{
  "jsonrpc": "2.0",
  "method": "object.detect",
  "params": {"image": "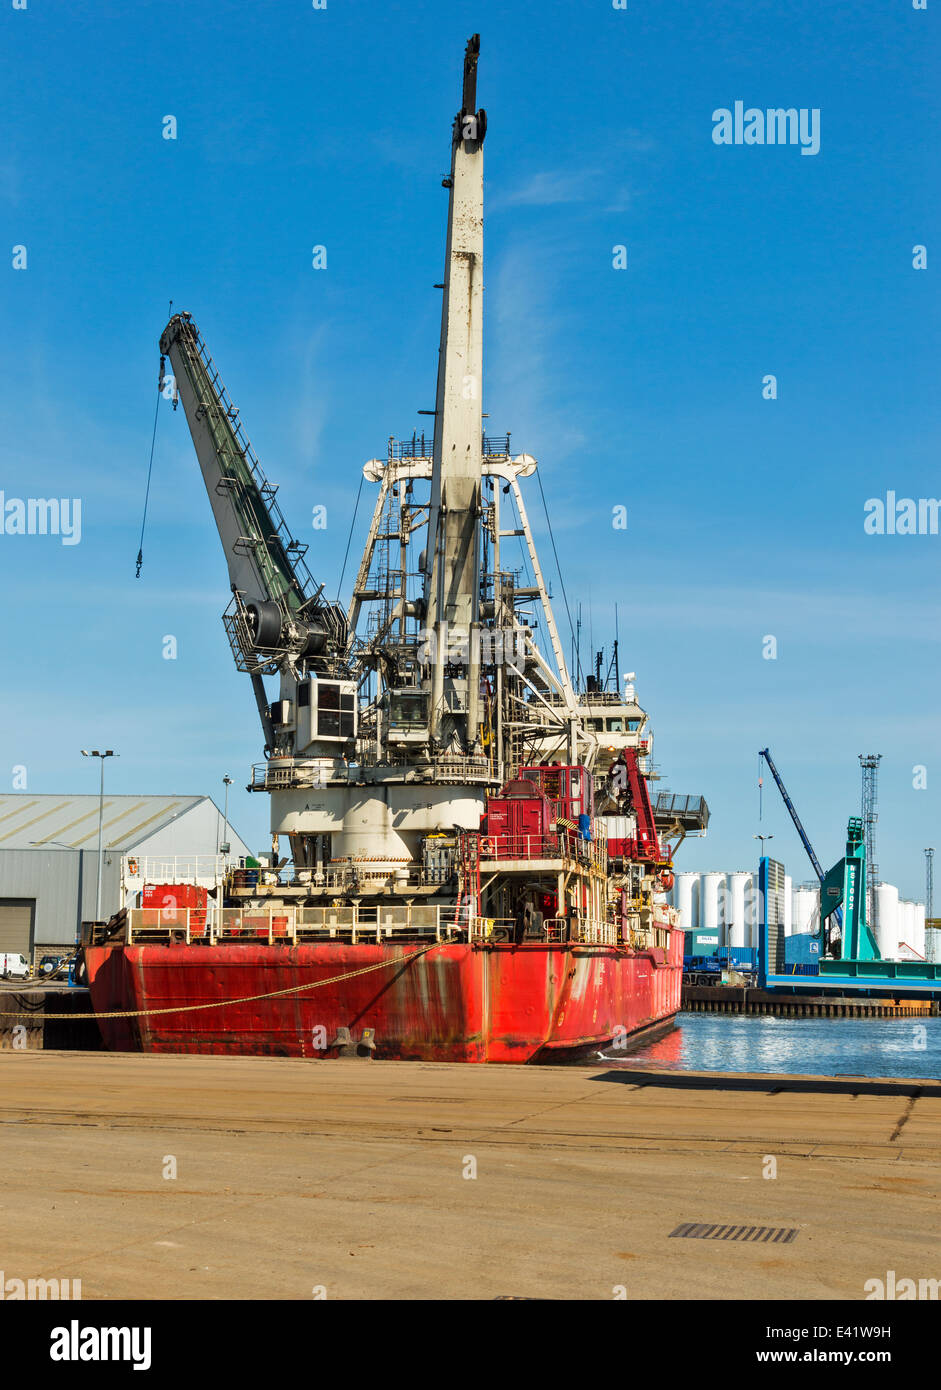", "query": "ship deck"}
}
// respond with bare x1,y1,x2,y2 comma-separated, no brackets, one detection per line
1,1049,938,1301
